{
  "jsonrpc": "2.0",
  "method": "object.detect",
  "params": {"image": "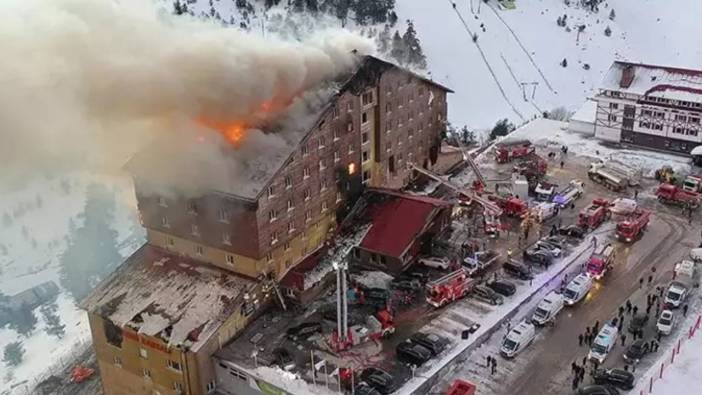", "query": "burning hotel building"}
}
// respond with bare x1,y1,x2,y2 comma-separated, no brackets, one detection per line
82,55,451,395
